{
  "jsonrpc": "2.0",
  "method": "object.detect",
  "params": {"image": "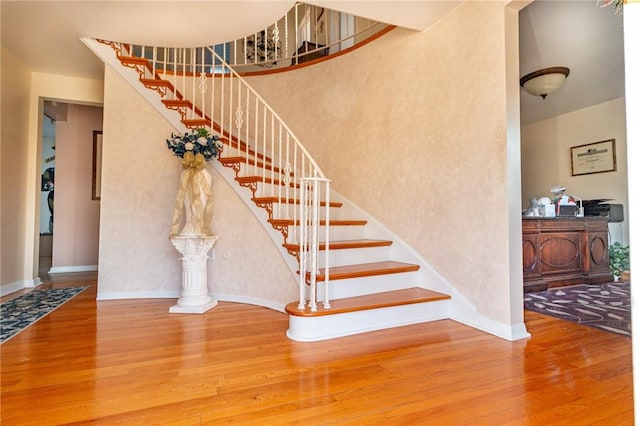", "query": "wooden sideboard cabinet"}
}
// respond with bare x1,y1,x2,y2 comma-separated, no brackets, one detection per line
522,217,613,293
